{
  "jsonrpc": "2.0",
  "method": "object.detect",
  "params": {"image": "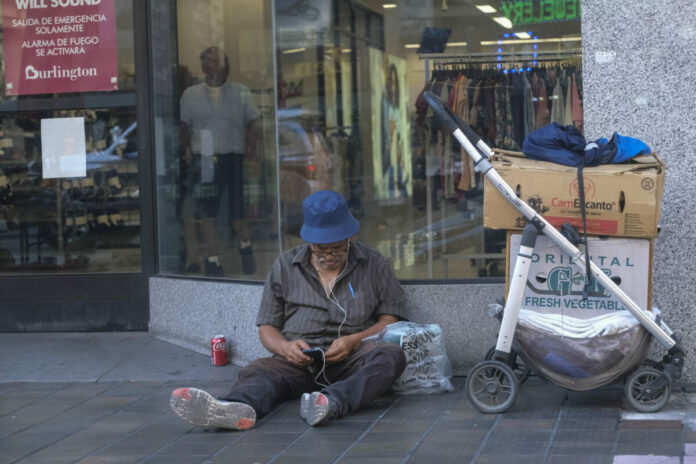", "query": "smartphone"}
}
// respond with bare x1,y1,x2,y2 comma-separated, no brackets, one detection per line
302,347,324,363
